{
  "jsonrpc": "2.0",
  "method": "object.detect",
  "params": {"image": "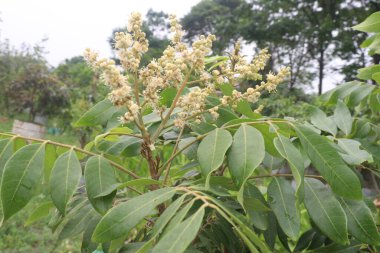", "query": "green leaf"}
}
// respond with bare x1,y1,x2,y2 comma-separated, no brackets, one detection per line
92,187,177,243
267,178,300,239
50,149,82,214
58,203,98,240
97,136,142,157
75,99,118,127
85,156,118,214
346,84,374,107
236,100,260,118
160,87,177,107
197,128,232,187
294,124,362,200
241,182,270,230
0,138,13,173
44,144,57,184
0,138,14,224
81,216,102,253
164,199,195,233
353,11,380,33
25,201,54,226
373,71,380,84
227,124,265,187
333,101,352,136
339,198,380,245
369,90,380,114
151,207,205,253
360,34,376,48
308,106,337,135
94,179,161,198
357,65,380,81
178,137,198,160
152,194,186,236
337,139,373,165
273,135,305,199
308,241,361,253
1,143,45,220
320,81,361,105
304,178,348,245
